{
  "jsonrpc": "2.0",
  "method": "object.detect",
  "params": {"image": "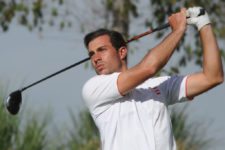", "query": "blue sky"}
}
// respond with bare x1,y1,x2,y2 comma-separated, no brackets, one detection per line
1,22,225,149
